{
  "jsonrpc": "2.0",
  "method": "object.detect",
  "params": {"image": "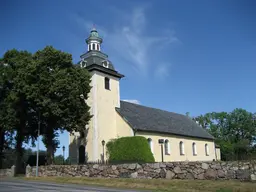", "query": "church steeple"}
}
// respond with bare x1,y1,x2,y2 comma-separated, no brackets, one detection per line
80,26,124,79
86,26,102,52
70,25,125,163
